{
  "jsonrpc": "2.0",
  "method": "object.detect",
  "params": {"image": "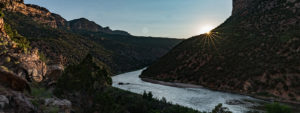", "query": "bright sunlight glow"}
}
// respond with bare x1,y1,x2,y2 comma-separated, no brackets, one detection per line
199,25,214,34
